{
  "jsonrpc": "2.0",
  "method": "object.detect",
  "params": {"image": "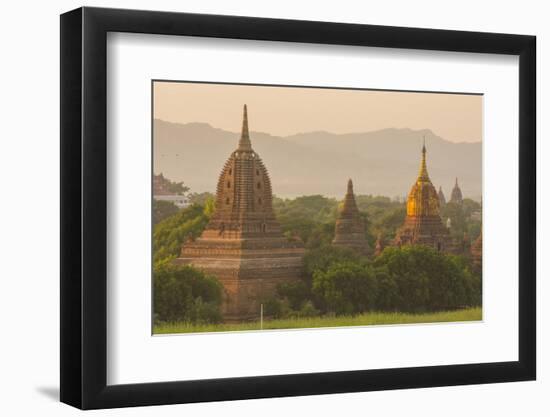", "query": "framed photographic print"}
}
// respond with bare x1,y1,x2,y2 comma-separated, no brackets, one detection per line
60,6,536,410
